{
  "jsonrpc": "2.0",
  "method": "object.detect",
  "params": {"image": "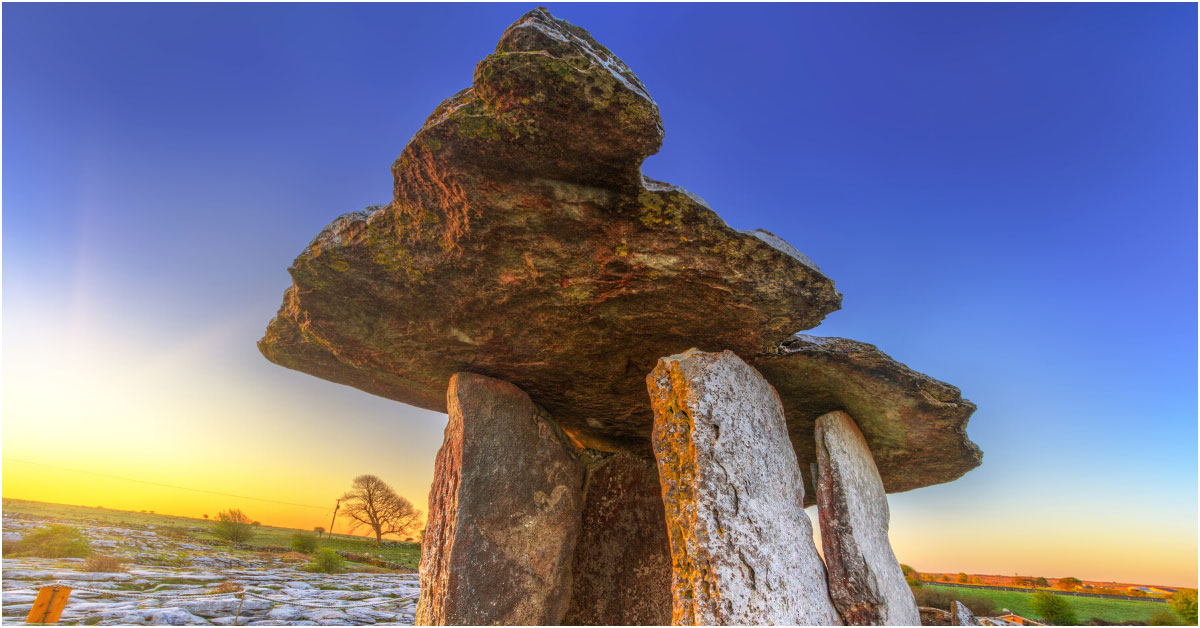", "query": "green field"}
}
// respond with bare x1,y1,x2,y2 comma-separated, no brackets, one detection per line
923,584,1174,624
2,499,421,569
